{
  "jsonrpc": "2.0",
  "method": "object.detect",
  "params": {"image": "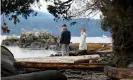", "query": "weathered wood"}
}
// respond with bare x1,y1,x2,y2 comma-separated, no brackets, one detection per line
104,66,133,79
74,58,99,63
15,61,106,69
16,55,100,63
